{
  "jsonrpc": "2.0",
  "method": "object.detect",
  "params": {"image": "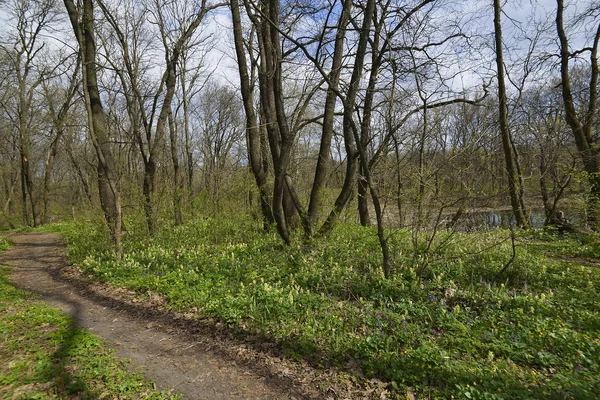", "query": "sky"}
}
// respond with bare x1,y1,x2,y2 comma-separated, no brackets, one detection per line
0,0,596,95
